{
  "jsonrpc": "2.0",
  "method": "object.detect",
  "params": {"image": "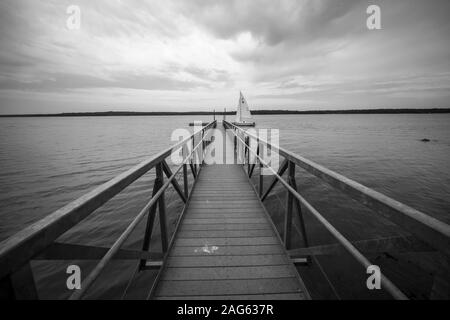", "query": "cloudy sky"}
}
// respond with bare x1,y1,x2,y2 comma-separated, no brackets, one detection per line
0,0,449,114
